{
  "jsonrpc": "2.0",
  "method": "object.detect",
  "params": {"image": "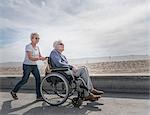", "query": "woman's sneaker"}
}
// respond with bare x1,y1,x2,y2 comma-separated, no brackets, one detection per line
10,91,18,100
36,97,44,101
